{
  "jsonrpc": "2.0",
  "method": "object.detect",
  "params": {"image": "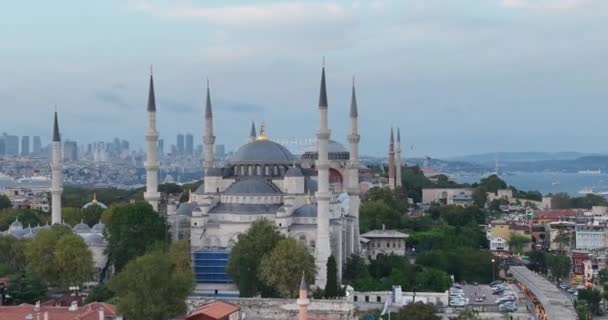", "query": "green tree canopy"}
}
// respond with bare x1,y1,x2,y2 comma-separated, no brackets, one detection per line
55,233,94,288
394,302,440,320
62,207,82,226
258,238,316,298
477,175,507,193
25,225,93,289
81,204,105,226
227,218,285,297
508,232,531,254
360,200,402,233
6,272,48,305
0,209,45,231
577,287,602,316
104,202,168,271
85,283,115,303
0,194,12,210
546,253,571,281
109,241,194,320
0,235,28,274
324,255,340,298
